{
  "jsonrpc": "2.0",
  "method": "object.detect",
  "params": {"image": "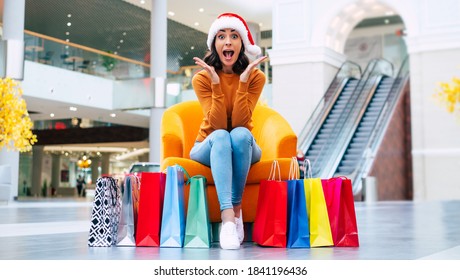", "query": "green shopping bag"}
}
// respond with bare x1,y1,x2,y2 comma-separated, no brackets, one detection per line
184,175,212,248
